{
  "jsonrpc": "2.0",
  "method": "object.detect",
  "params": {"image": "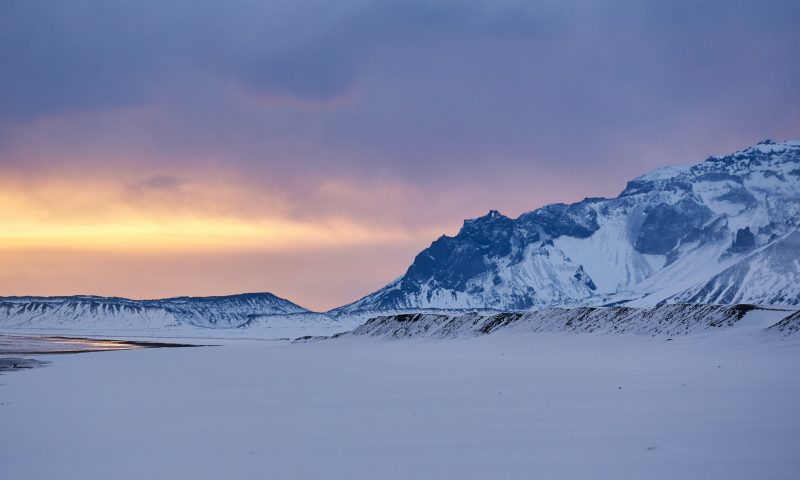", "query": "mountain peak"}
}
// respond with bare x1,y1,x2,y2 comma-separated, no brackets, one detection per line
464,209,509,224
331,139,800,317
737,138,799,156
